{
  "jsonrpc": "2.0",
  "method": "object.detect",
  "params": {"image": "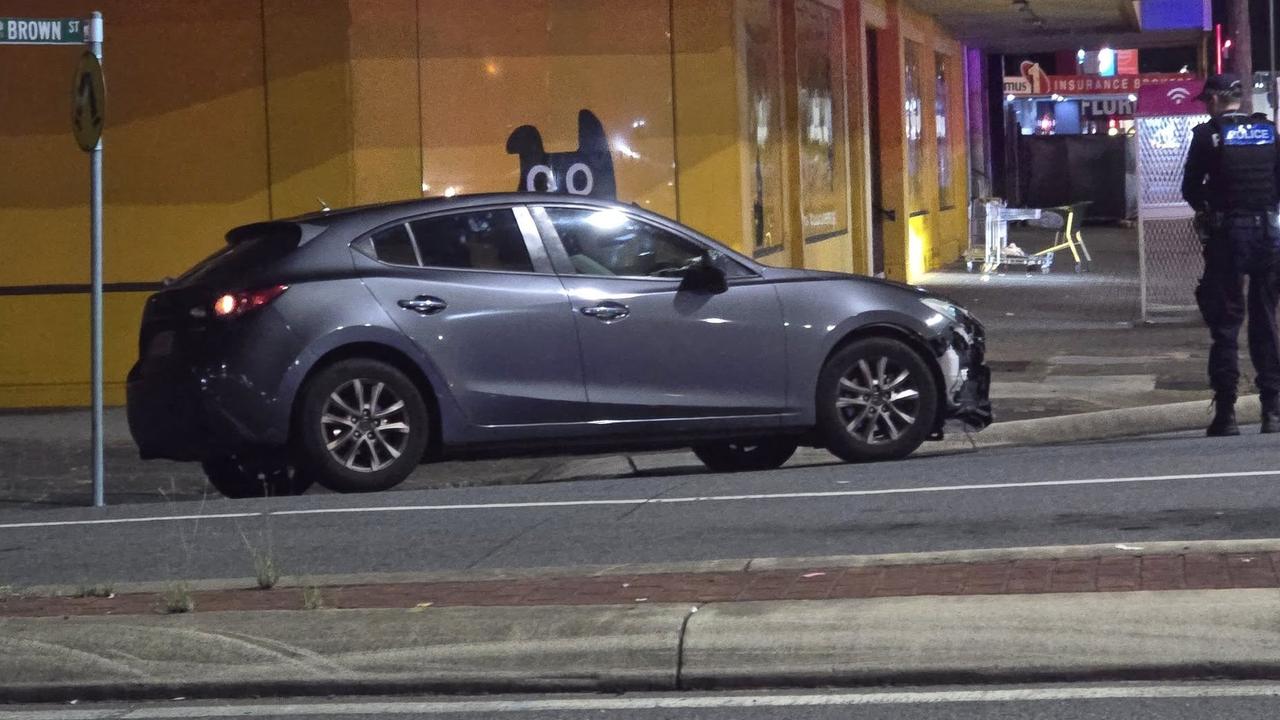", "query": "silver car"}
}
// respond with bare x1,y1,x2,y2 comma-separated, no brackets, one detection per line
127,194,991,498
